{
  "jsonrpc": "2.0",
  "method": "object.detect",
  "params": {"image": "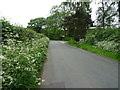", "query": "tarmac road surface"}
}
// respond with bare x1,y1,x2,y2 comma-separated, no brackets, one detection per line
41,41,118,88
